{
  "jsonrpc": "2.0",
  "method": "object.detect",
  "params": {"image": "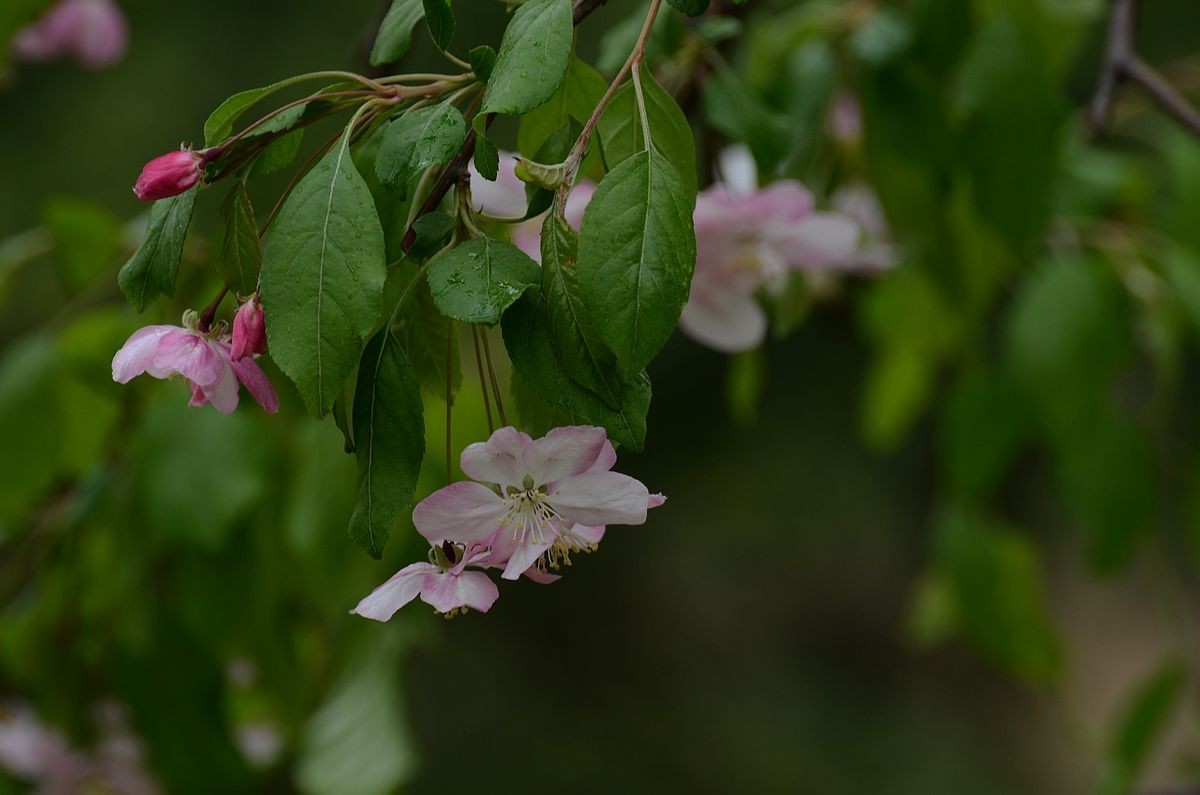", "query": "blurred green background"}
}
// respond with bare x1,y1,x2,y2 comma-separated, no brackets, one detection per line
2,0,1200,792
